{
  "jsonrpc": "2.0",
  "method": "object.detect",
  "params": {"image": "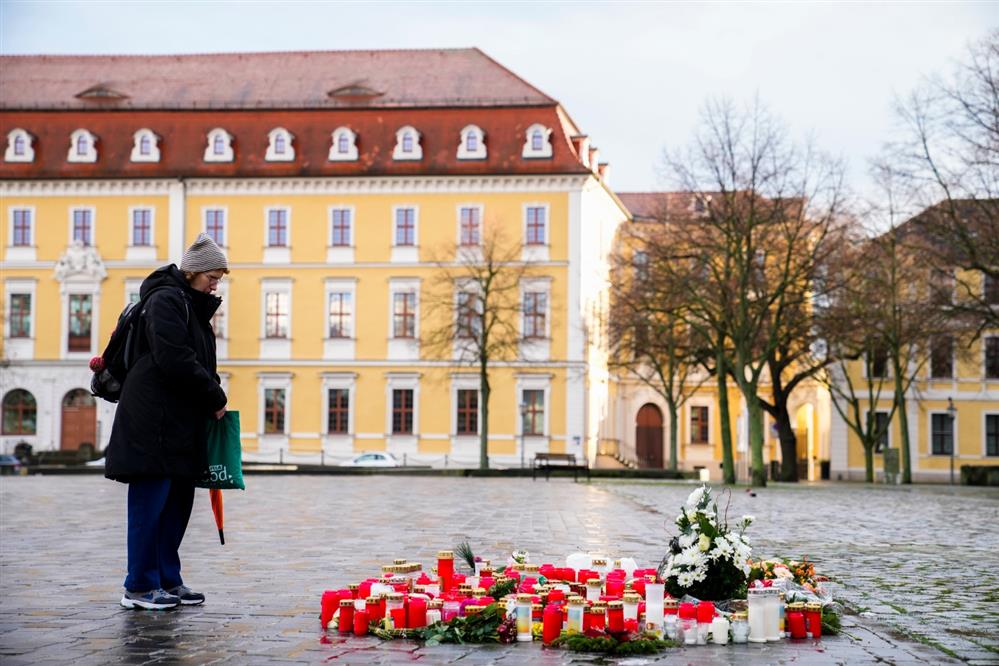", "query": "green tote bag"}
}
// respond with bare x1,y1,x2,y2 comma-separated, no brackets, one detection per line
197,410,246,490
